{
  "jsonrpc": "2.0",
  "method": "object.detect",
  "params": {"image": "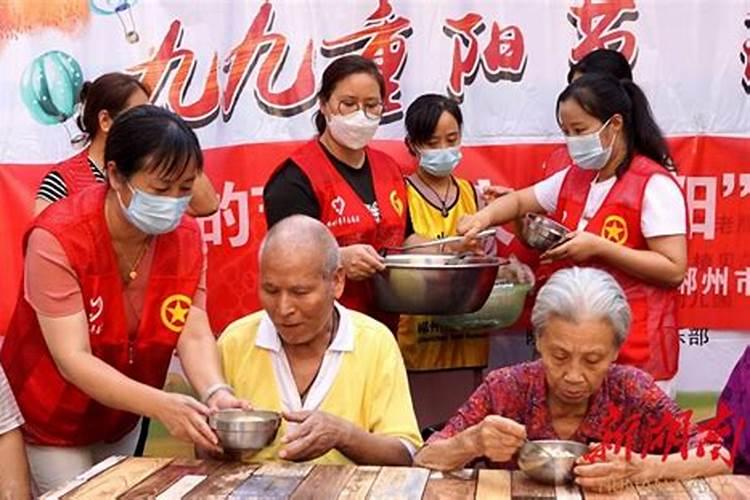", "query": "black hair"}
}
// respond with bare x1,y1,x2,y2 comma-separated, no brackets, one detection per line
314,55,386,134
76,72,150,140
404,94,463,155
556,74,673,176
105,105,203,182
567,49,633,84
